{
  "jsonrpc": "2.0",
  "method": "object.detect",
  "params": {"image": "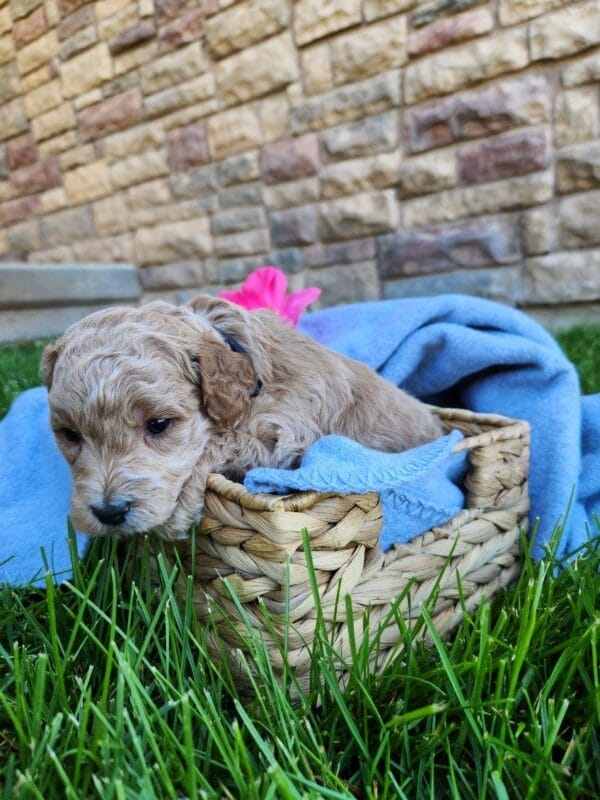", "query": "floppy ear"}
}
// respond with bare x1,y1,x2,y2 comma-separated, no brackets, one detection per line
40,340,62,389
196,334,257,428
